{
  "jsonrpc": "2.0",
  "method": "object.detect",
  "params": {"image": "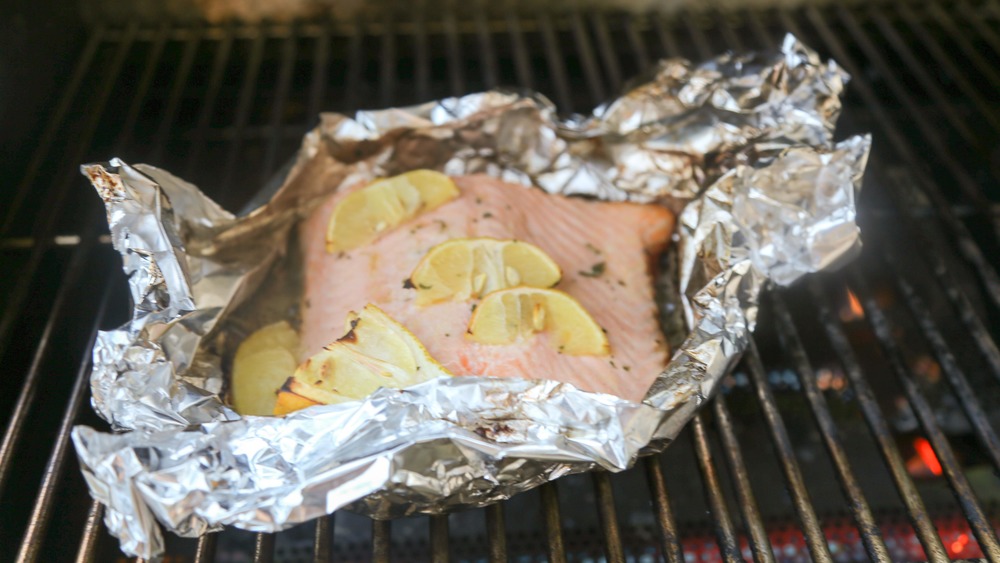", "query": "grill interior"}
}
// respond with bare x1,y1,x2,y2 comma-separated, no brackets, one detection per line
3,1,1000,561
